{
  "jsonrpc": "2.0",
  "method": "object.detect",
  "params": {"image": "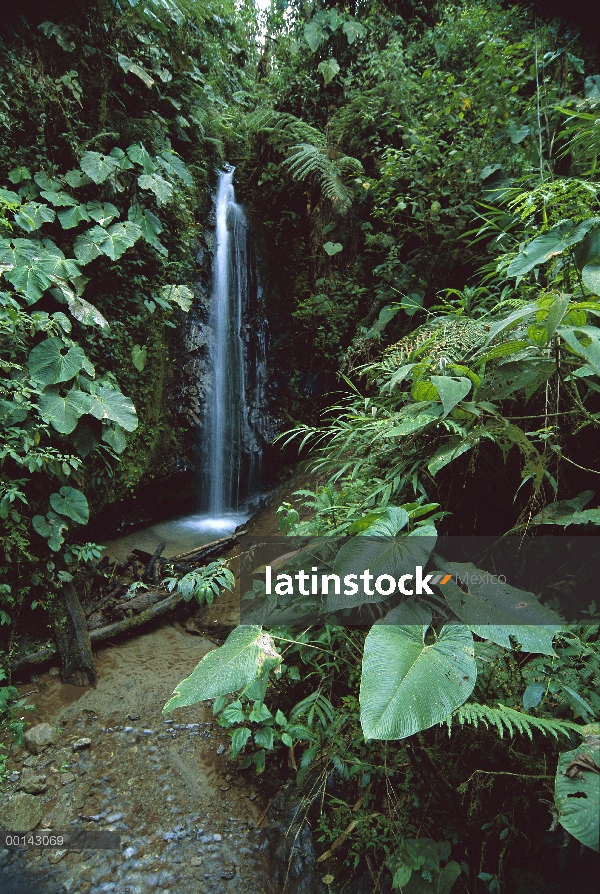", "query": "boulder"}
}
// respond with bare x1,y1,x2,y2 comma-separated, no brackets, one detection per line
19,767,48,794
1,792,44,832
24,723,57,754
